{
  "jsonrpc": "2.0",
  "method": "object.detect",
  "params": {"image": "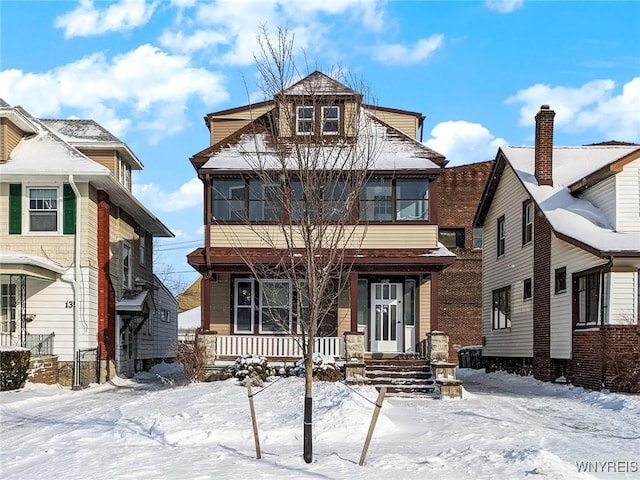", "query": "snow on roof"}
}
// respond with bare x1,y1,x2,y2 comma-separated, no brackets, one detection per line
281,71,359,97
0,250,67,274
201,110,443,171
504,145,640,254
178,306,201,330
40,119,120,143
